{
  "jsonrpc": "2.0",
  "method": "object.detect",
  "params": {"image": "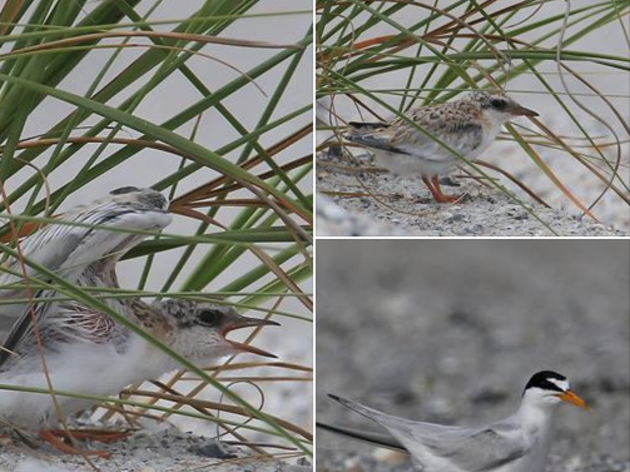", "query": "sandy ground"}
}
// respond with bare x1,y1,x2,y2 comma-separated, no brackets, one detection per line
0,428,312,471
316,150,629,237
315,240,630,472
